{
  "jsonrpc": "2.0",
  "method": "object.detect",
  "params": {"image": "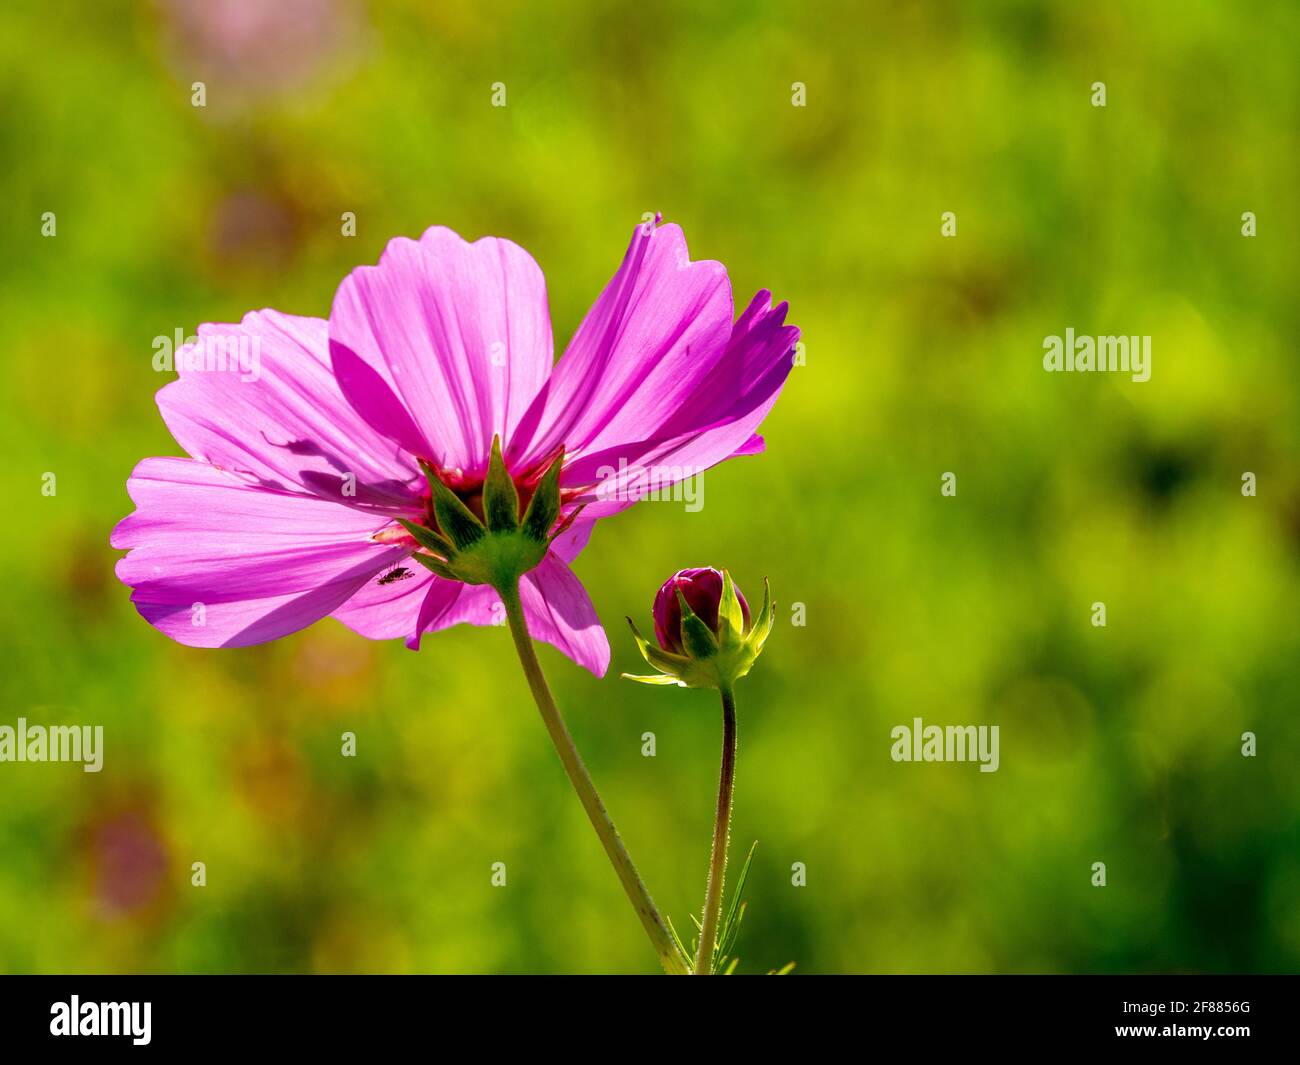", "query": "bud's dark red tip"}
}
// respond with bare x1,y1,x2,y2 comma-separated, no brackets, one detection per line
652,567,750,654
